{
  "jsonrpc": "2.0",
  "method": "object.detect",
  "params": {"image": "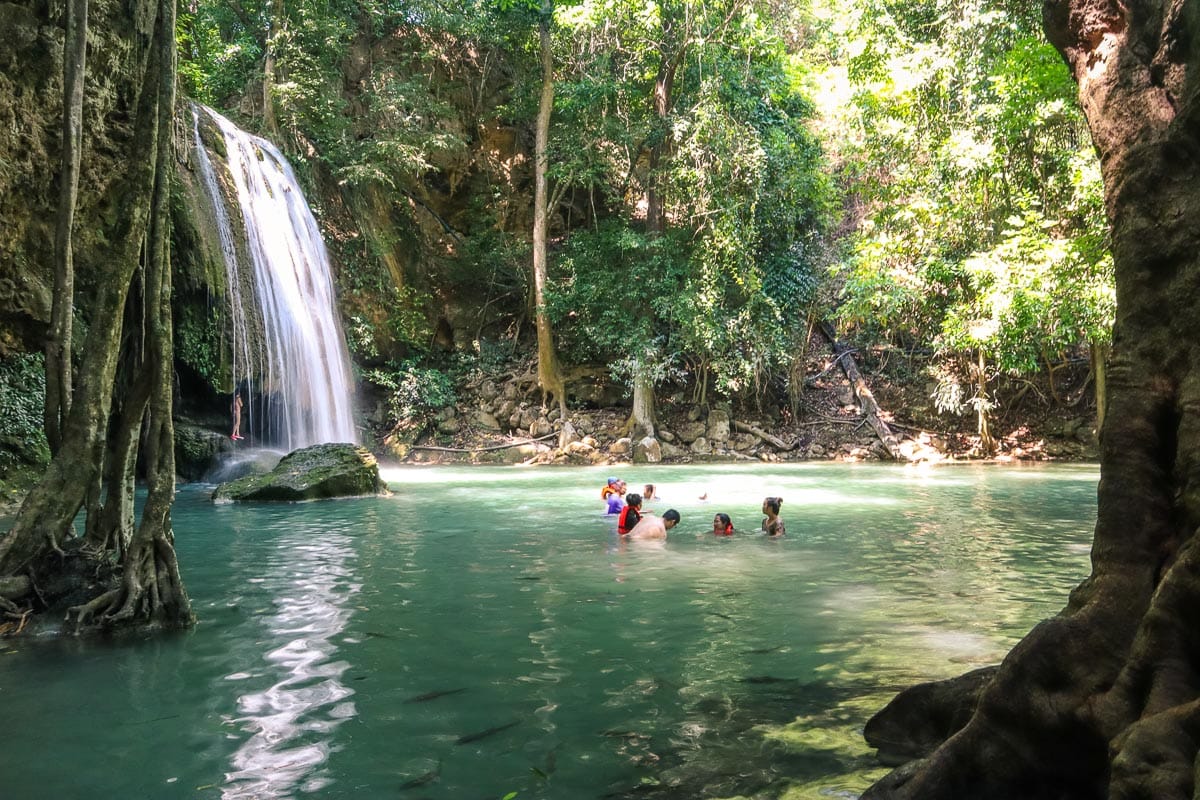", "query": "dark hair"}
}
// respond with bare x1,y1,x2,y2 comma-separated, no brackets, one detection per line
714,513,733,534
625,493,642,507
643,483,655,497
763,497,782,514
663,509,681,523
